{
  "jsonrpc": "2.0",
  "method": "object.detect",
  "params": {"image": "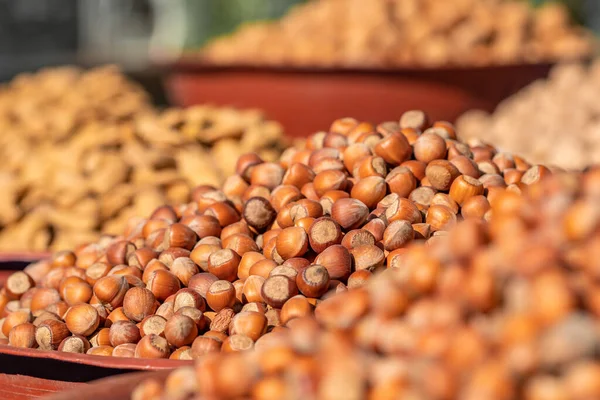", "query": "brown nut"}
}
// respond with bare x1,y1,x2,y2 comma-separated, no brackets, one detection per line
8,322,37,348
425,160,461,191
164,314,199,347
122,287,156,322
229,311,268,341
35,320,70,350
261,275,299,309
93,275,129,311
276,227,309,260
135,334,171,359
383,220,415,251
64,303,100,336
58,335,90,353
449,175,485,206
206,280,237,312
296,264,330,298
243,197,277,232
314,245,352,281
331,198,369,230
109,320,141,347
146,270,181,301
